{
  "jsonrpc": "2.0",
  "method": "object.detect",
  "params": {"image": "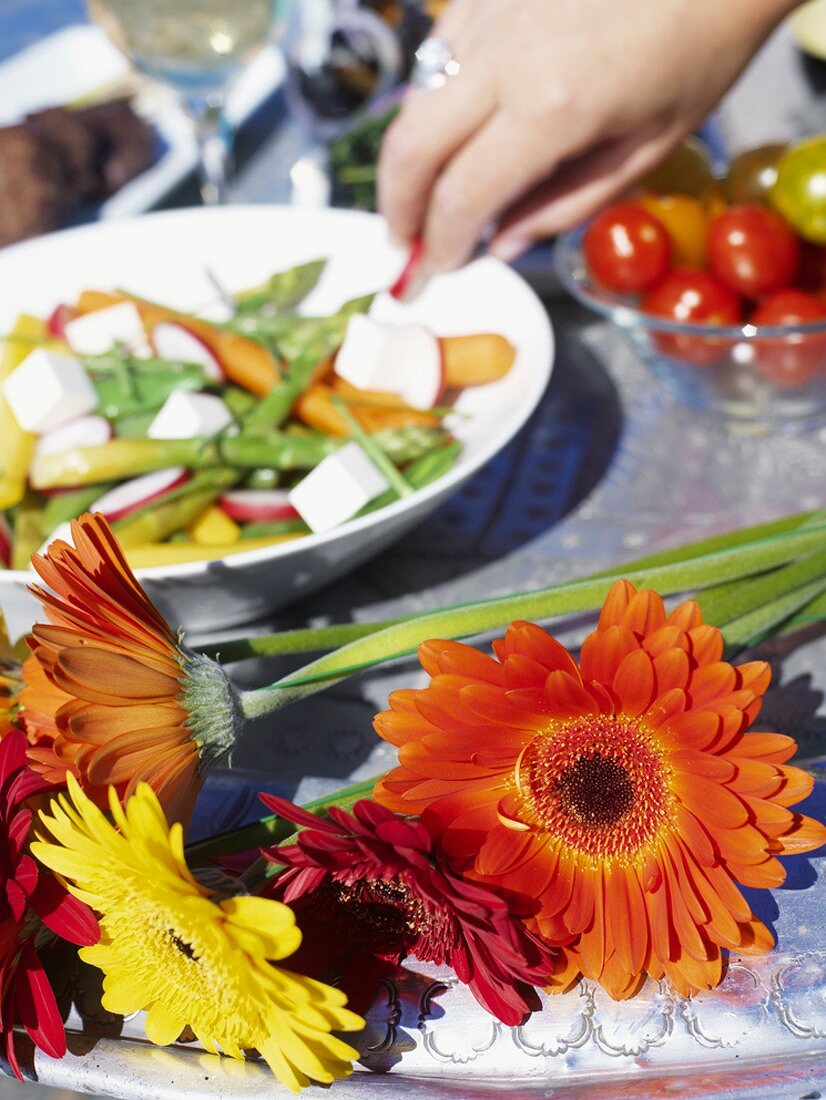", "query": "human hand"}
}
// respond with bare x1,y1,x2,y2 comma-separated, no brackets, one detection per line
378,0,799,270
